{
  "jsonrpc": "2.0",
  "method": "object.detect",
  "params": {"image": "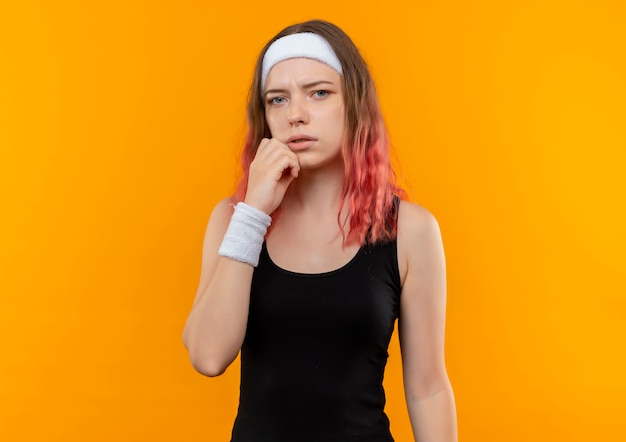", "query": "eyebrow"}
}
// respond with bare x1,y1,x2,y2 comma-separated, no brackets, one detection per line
264,80,337,97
